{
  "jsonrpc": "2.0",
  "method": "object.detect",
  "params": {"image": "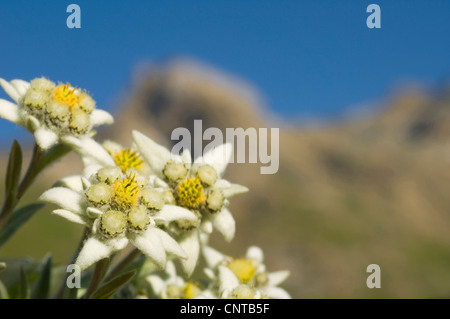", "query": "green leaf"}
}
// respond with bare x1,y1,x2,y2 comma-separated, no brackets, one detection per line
37,143,72,174
0,280,9,299
0,262,6,273
0,203,44,249
5,140,22,198
91,270,136,299
19,266,30,299
31,254,52,299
